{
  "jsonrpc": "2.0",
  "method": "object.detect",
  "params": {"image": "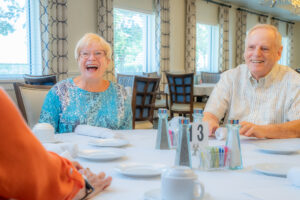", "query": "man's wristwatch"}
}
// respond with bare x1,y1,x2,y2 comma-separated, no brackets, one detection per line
80,179,94,200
